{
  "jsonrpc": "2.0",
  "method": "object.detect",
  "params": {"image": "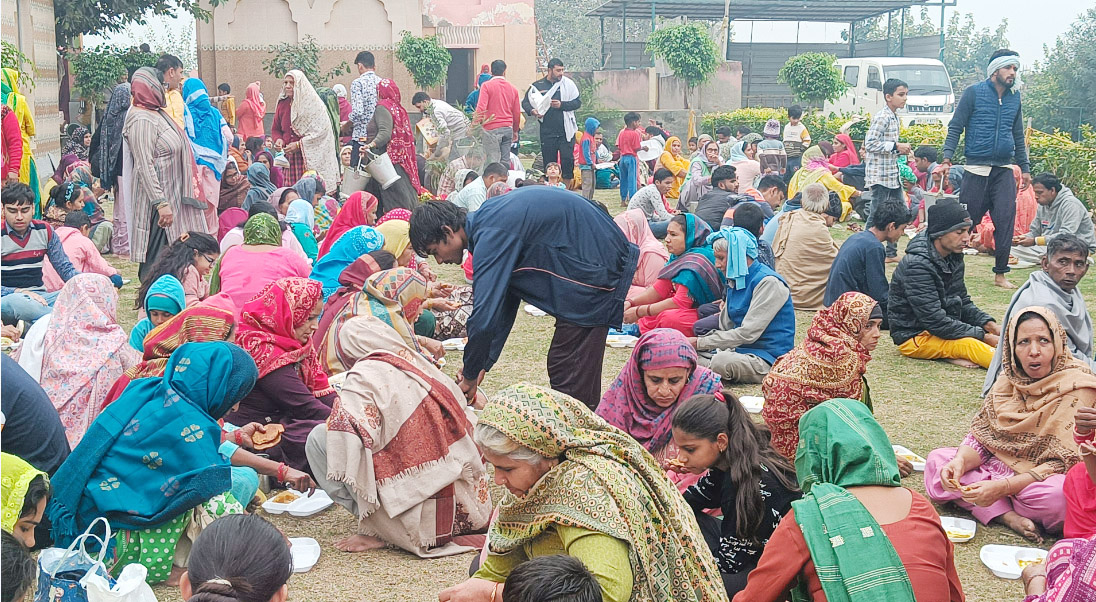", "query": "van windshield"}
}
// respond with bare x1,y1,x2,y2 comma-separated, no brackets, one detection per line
883,65,952,96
